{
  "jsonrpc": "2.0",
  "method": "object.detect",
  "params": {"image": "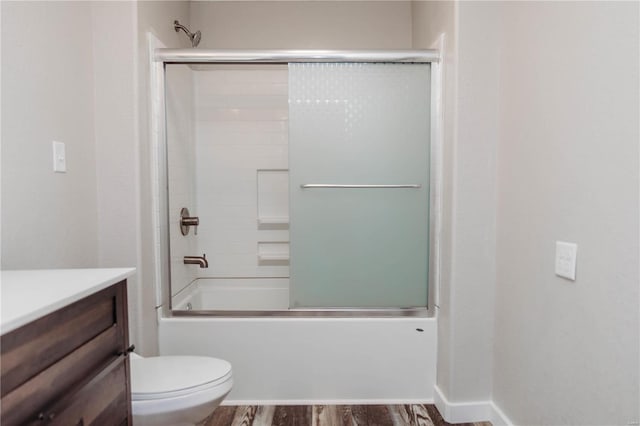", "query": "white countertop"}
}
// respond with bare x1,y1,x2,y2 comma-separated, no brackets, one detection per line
0,268,136,335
